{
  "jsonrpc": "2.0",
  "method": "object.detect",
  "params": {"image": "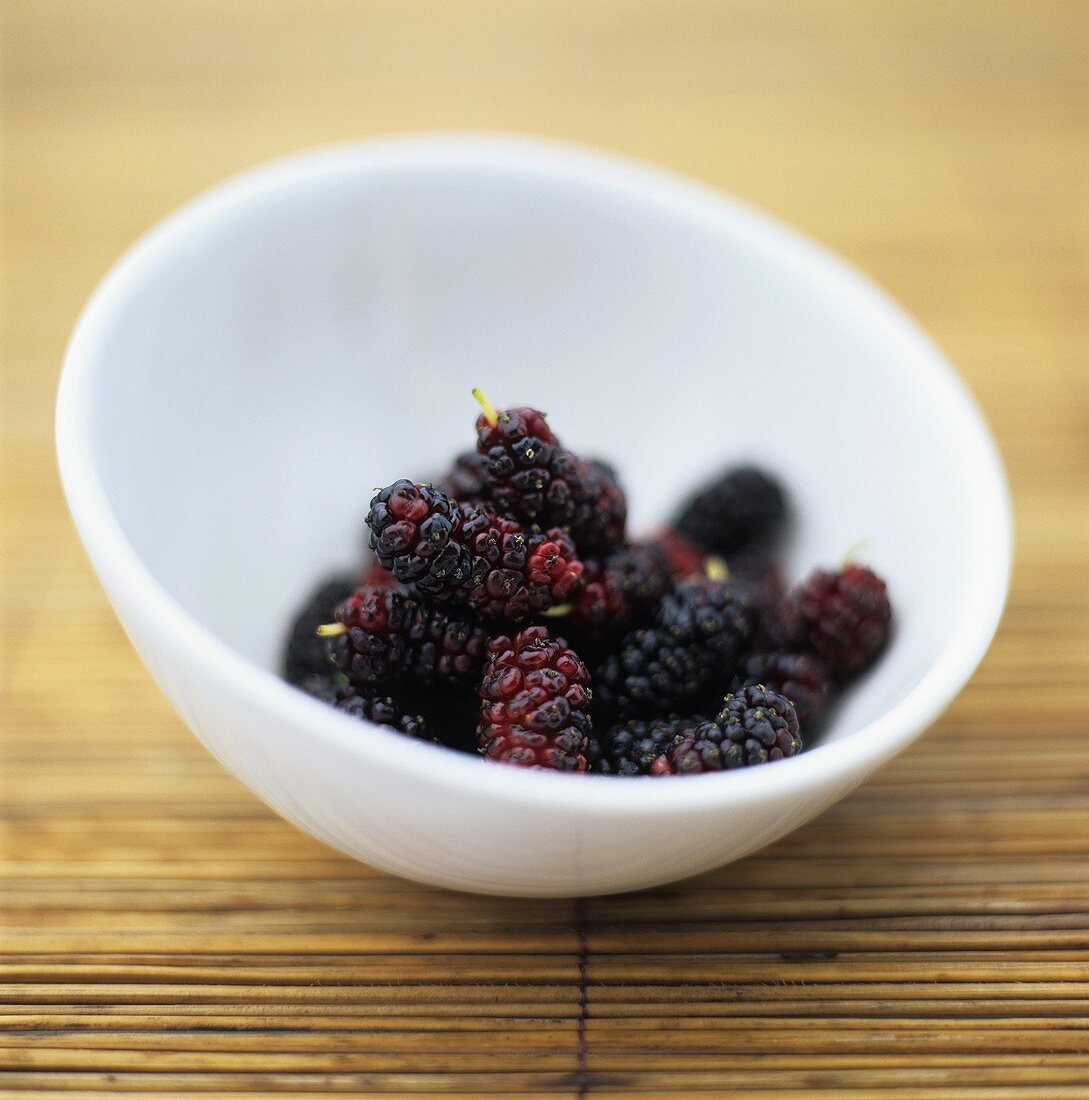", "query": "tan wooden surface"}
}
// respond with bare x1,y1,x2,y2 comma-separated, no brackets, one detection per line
2,2,1089,1096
